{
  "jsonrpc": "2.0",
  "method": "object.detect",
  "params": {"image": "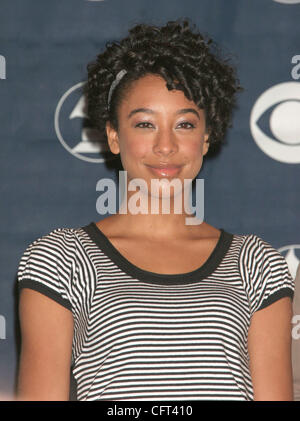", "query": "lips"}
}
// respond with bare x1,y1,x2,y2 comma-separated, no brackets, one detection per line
145,164,182,177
